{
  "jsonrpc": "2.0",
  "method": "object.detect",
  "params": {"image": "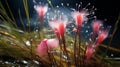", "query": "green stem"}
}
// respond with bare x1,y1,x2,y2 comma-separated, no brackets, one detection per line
47,0,55,14
23,0,30,32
